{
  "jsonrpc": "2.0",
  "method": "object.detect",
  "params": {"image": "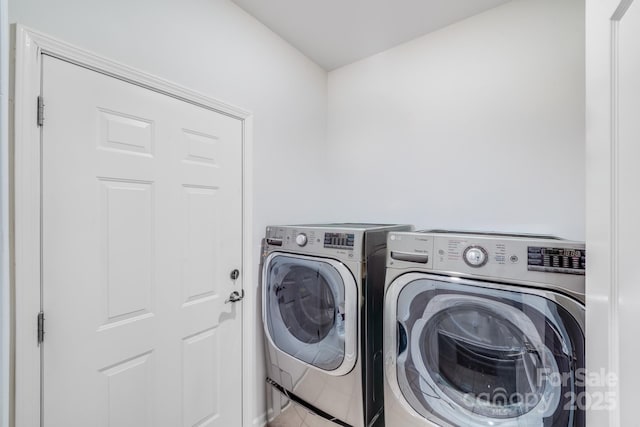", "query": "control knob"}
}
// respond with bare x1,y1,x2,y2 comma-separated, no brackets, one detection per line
295,233,308,247
464,246,488,267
